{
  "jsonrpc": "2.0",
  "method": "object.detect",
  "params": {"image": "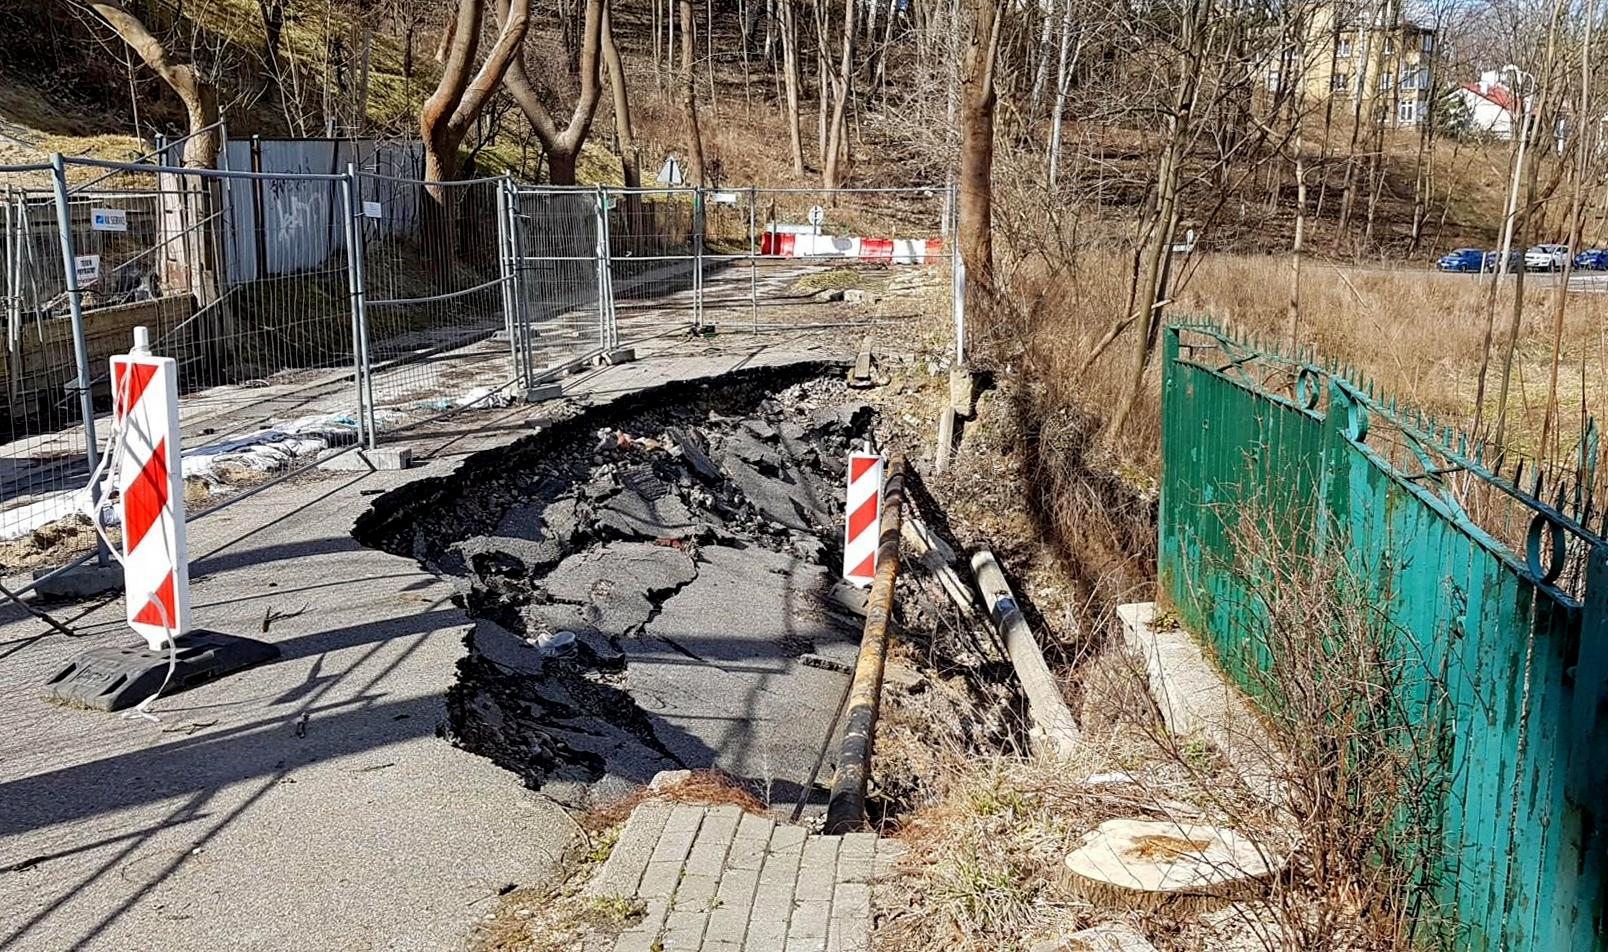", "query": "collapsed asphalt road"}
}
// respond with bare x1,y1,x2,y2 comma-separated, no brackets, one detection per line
356,364,877,811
